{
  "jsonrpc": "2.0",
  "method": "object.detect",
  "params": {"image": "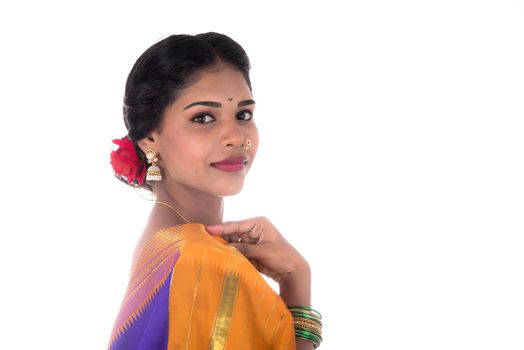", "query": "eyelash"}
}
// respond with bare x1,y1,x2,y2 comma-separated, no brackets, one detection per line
191,110,254,124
